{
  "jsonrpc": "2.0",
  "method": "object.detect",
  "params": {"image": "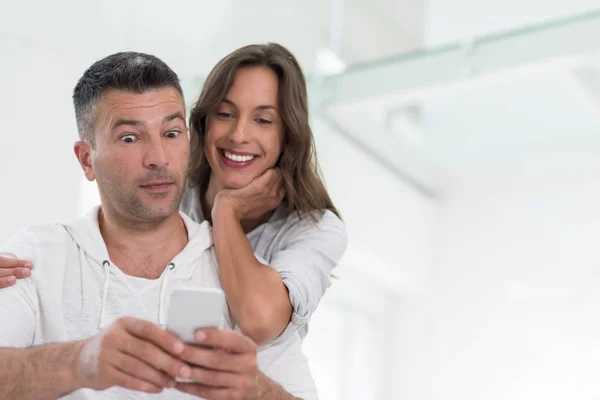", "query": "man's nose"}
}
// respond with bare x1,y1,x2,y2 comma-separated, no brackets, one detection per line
143,137,169,168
